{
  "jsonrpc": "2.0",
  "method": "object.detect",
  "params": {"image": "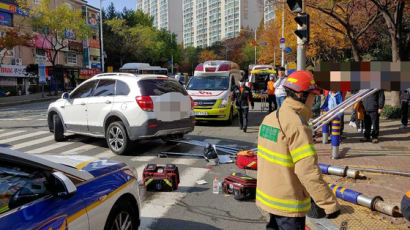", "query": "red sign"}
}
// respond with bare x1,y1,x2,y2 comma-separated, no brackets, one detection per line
88,39,100,48
79,68,100,79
